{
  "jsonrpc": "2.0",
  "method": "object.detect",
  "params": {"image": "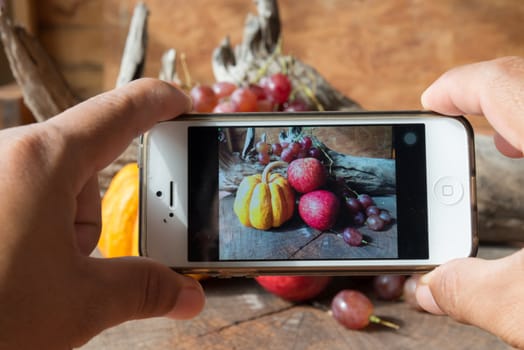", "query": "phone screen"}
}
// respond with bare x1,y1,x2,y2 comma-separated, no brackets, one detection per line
187,124,428,262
